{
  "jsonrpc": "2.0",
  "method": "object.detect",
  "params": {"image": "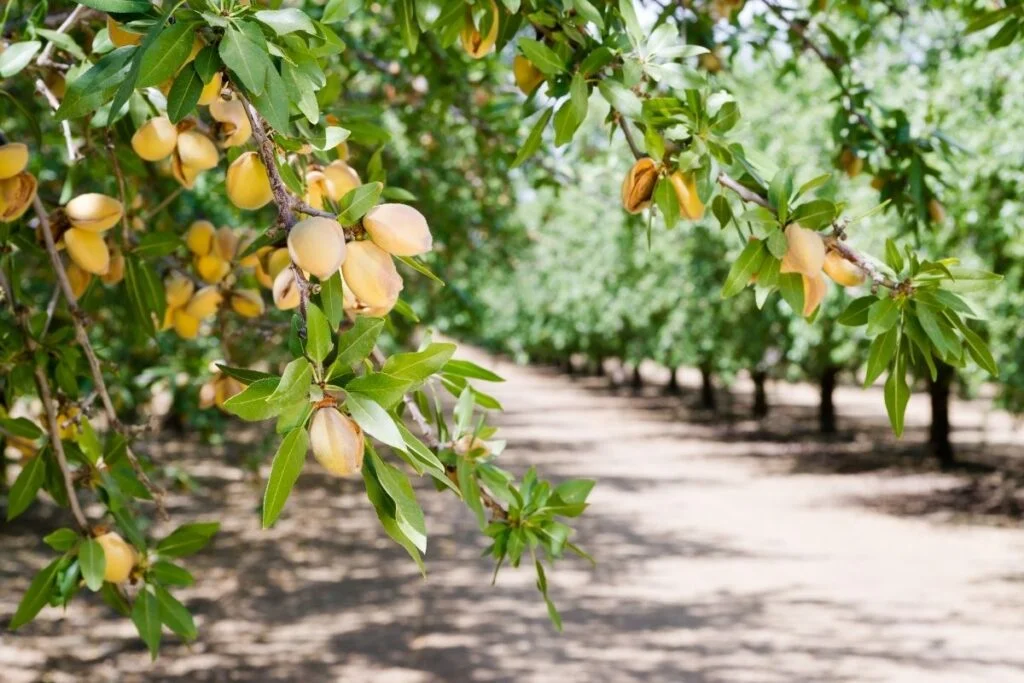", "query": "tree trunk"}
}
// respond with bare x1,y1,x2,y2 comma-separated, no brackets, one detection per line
928,362,955,469
593,357,605,377
752,371,768,418
819,365,838,434
665,367,680,395
631,364,643,391
699,362,717,411
564,357,575,376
